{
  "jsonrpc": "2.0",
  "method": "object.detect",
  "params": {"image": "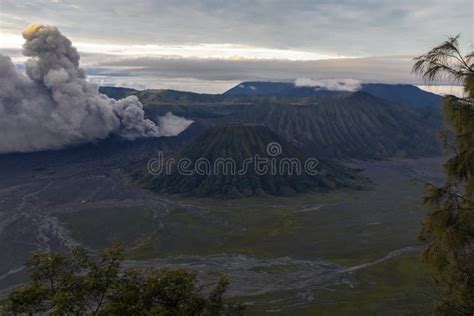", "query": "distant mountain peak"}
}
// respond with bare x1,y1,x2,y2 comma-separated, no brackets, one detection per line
224,81,442,108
